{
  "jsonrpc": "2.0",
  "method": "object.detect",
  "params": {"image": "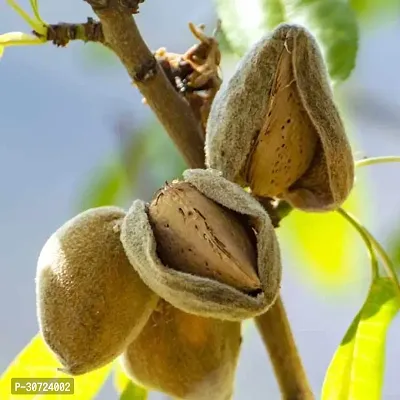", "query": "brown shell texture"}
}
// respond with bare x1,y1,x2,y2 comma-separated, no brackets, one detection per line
147,180,261,293
36,206,159,375
120,169,281,321
246,36,318,198
121,300,241,400
205,23,354,211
